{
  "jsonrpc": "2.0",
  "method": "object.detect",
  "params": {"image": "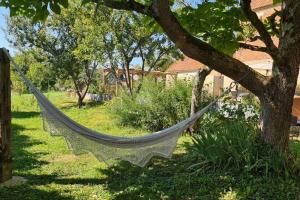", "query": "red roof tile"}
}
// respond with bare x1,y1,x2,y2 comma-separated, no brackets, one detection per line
234,37,279,62
251,0,274,10
166,57,205,73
